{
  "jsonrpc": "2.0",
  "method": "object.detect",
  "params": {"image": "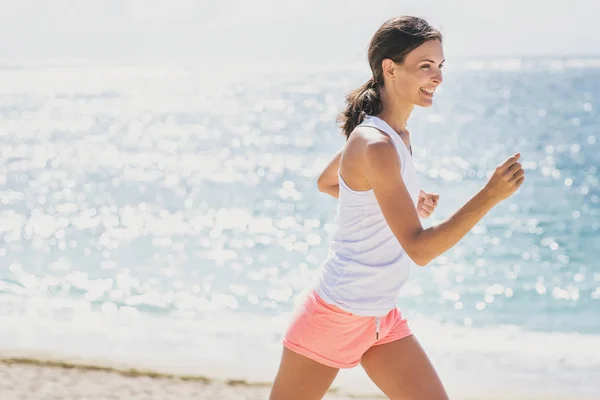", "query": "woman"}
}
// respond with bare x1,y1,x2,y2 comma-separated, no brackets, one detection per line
269,16,525,400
